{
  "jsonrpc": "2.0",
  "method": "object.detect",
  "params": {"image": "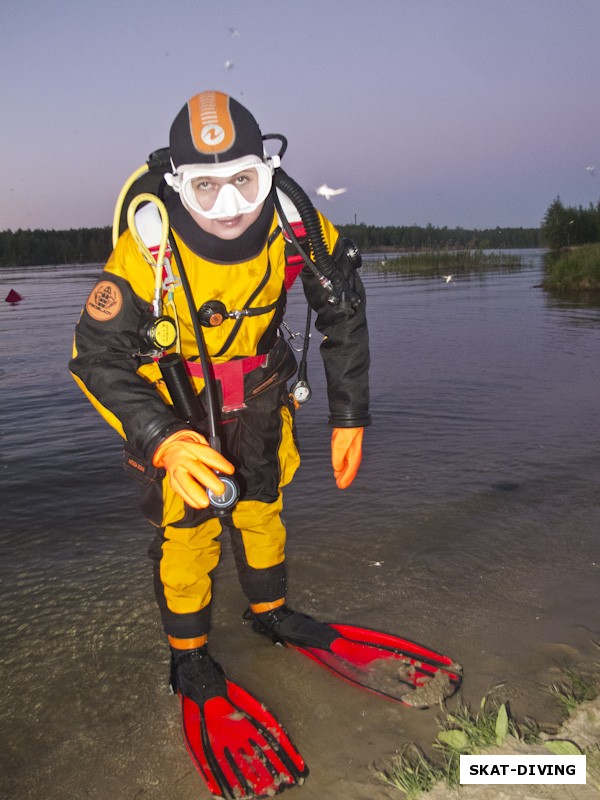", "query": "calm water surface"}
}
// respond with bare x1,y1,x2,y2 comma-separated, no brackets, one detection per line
1,251,599,799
